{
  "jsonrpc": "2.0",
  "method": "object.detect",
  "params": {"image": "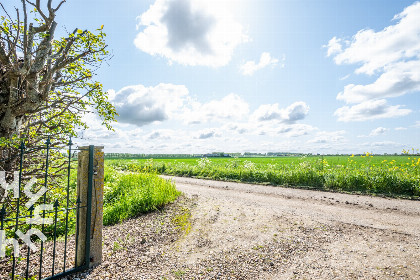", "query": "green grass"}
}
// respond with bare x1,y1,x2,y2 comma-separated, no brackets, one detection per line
103,165,181,225
107,154,420,198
